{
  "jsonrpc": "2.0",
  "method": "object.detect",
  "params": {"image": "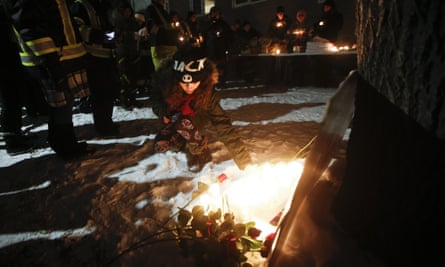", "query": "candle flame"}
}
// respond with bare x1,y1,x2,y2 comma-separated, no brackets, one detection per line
194,160,304,239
